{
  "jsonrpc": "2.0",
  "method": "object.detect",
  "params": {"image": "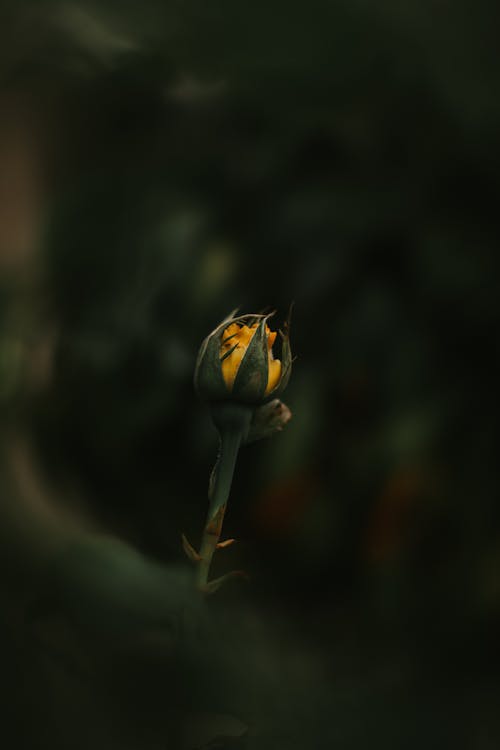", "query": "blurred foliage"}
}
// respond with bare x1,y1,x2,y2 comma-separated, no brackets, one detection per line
1,0,500,748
